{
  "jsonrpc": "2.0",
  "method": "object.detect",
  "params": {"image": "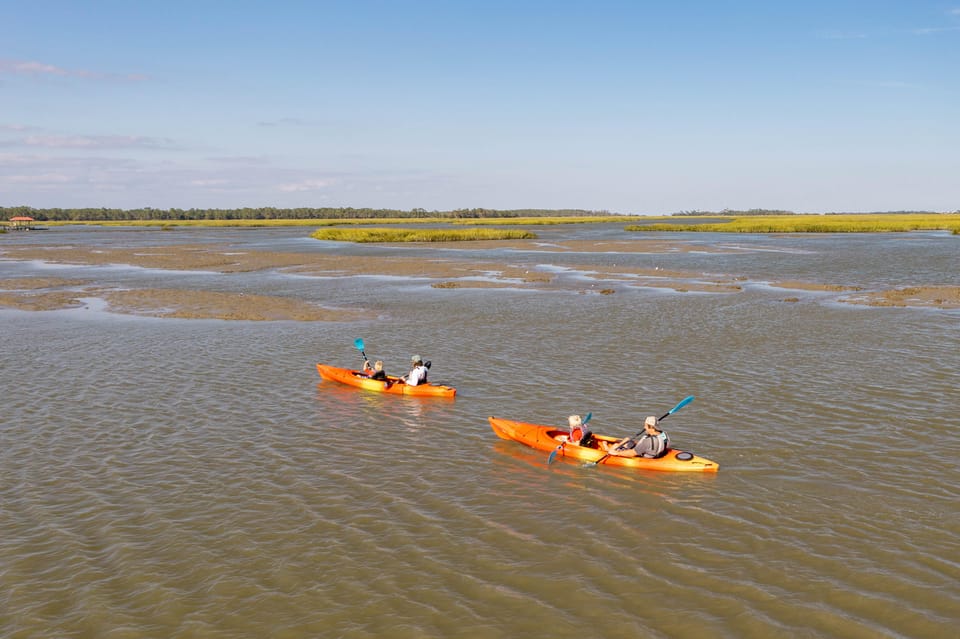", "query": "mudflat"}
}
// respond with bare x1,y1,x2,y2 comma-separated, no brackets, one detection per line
2,239,957,319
